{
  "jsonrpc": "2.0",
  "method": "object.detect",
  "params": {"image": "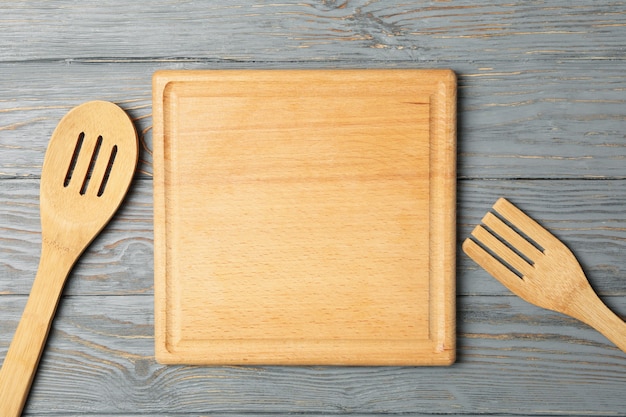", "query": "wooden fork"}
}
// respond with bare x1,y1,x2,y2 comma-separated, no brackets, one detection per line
463,198,626,353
